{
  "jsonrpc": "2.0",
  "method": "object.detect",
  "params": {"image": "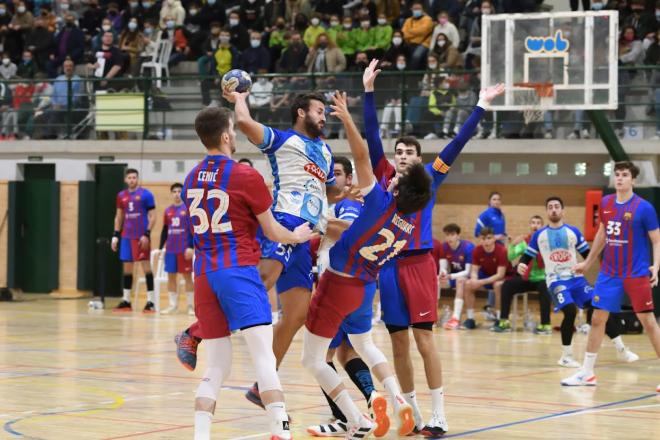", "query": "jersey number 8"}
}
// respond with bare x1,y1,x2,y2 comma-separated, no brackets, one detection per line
359,228,407,266
187,188,233,234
